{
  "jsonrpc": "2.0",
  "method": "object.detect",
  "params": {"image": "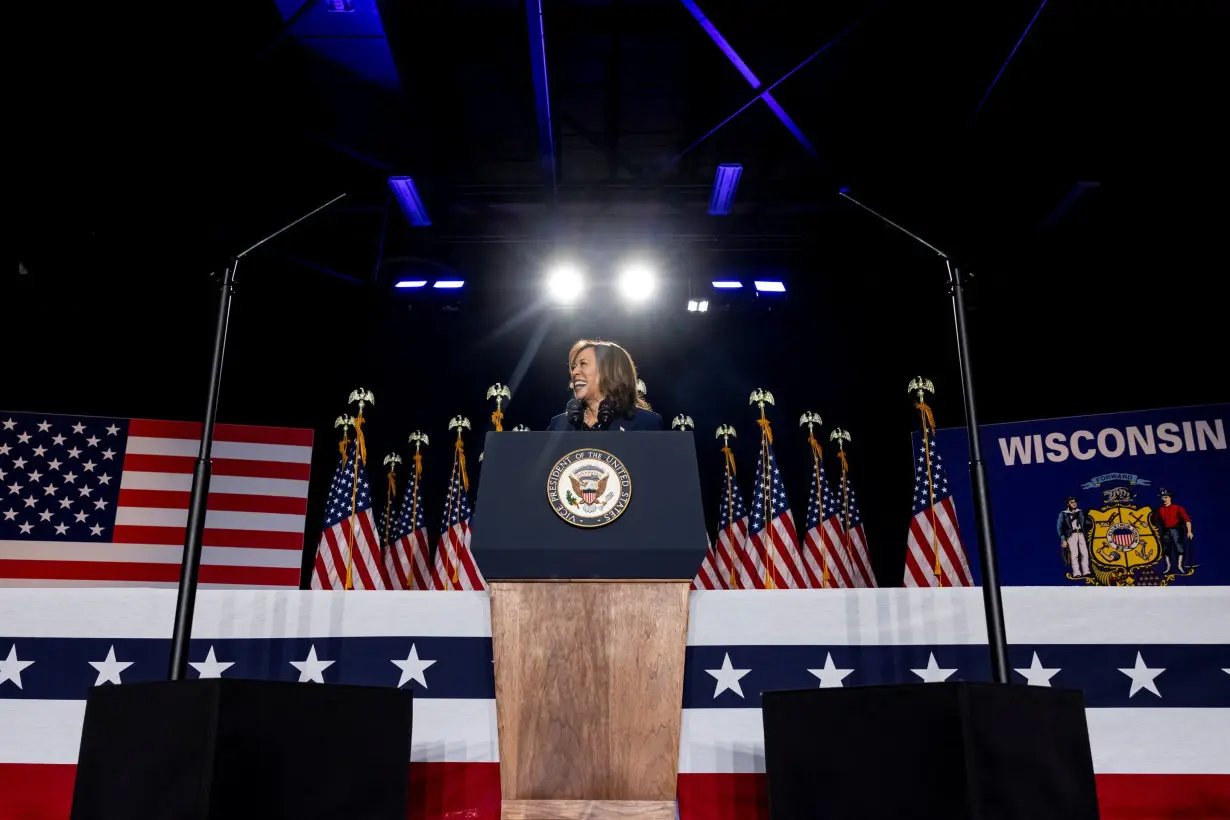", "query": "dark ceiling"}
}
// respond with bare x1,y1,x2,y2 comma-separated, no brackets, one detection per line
13,0,1226,287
